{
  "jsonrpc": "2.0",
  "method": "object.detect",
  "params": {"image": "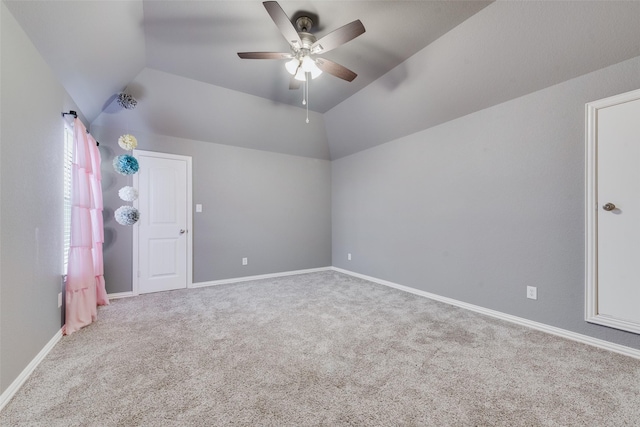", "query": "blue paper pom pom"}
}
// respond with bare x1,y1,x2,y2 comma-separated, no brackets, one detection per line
113,155,139,175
